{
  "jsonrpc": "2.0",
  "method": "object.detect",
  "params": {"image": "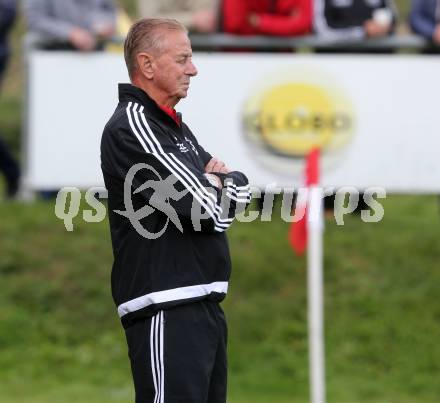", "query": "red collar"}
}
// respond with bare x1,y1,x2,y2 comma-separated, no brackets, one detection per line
158,104,180,126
